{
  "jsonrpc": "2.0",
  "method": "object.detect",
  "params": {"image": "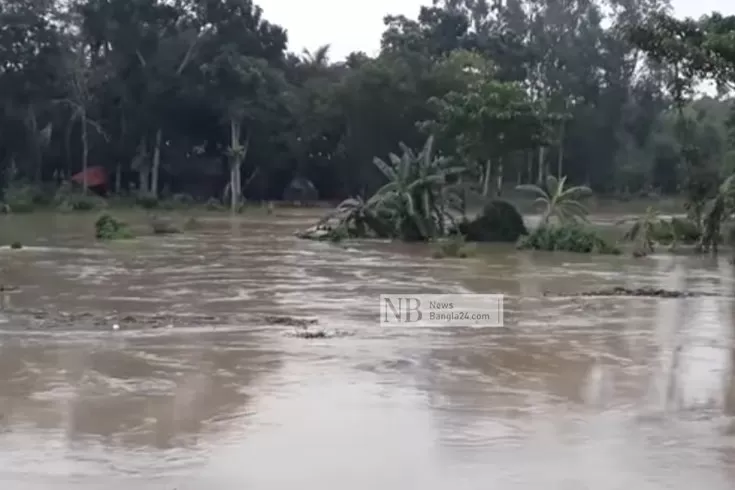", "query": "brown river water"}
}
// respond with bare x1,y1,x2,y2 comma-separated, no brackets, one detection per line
0,209,734,489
